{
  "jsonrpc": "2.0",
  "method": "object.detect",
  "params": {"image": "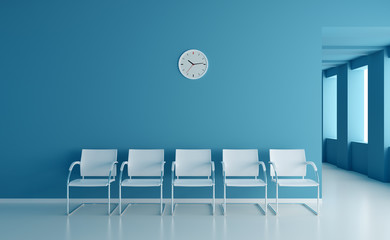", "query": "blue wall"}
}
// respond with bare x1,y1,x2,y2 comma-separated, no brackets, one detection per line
1,0,390,198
